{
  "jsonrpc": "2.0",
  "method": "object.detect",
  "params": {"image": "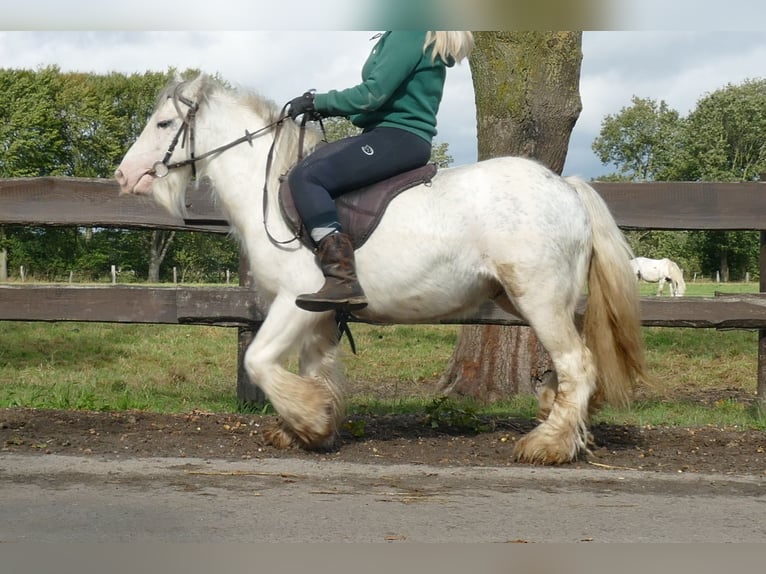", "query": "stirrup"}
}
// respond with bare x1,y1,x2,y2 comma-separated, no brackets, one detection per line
295,294,368,313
